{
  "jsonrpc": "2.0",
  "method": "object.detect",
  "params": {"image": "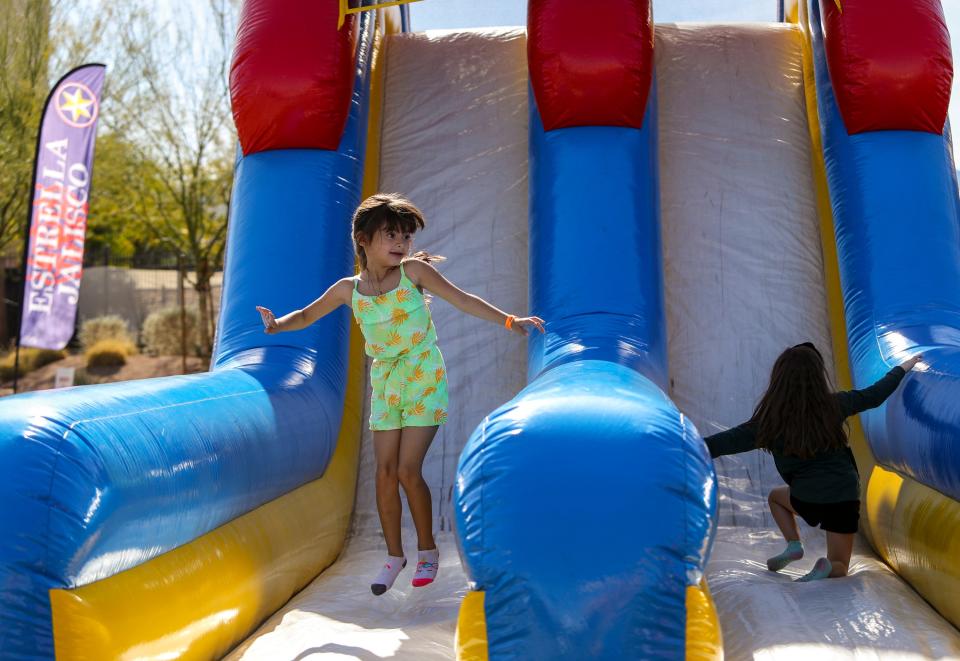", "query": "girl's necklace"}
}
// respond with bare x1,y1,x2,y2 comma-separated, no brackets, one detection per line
369,267,387,296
